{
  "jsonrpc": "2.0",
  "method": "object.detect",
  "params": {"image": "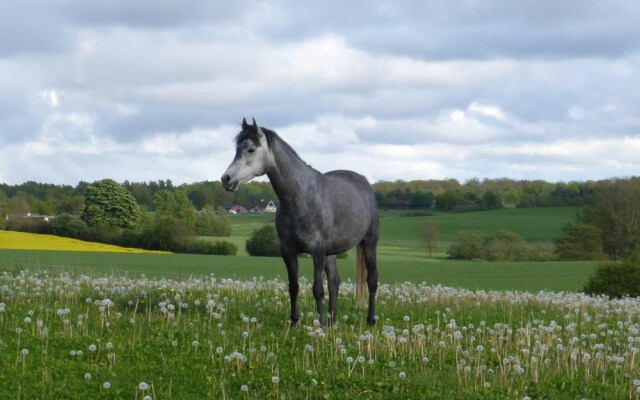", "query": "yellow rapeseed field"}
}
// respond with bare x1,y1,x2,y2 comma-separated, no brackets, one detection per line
0,230,161,253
